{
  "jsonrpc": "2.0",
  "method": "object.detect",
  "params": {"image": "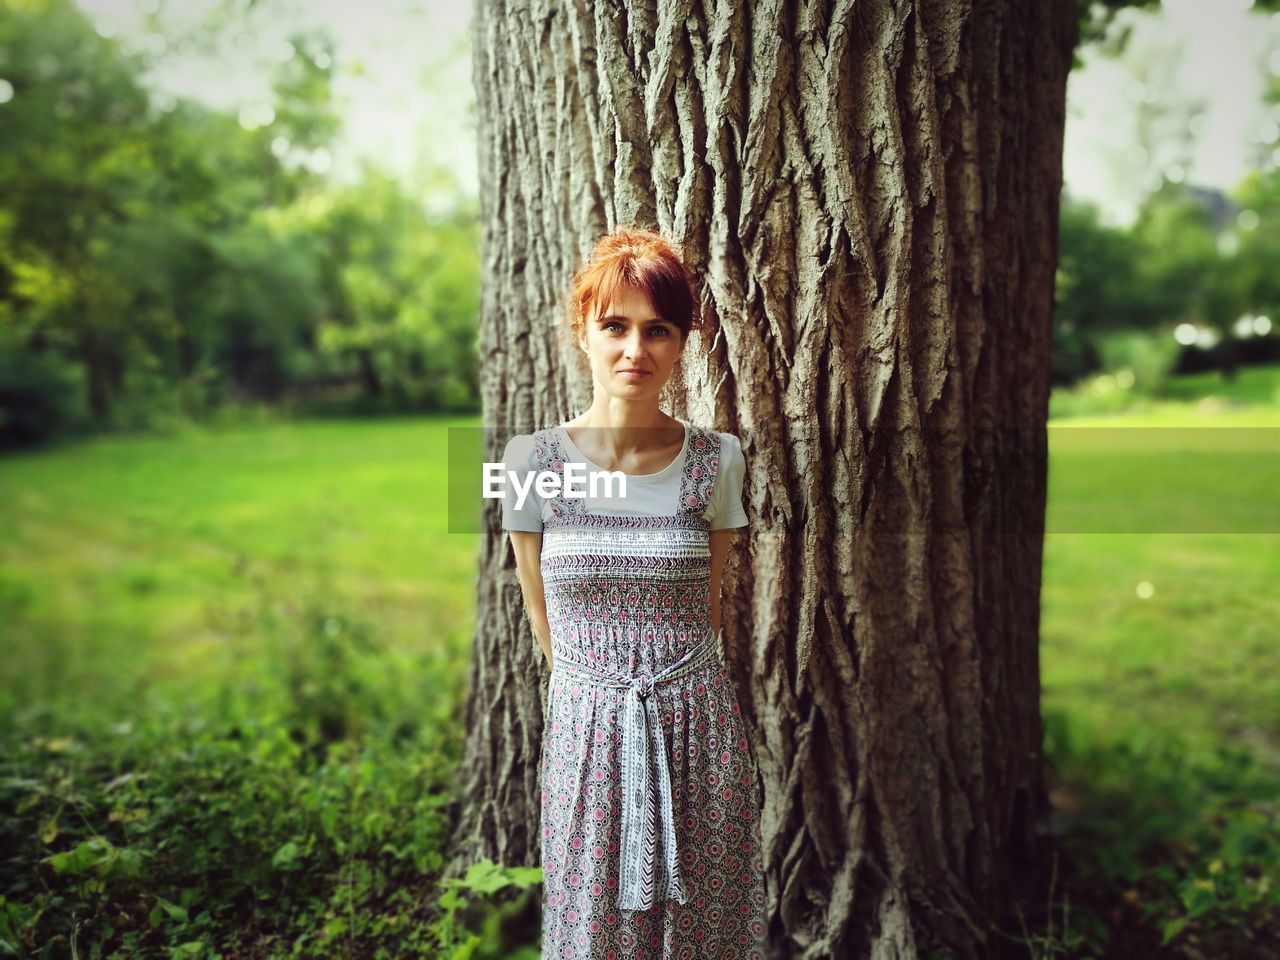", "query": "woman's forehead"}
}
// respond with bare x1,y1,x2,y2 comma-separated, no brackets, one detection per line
597,286,660,319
